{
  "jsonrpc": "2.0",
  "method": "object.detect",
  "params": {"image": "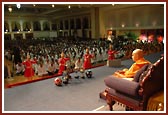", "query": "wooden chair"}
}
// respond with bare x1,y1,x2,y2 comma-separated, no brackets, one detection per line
100,56,164,111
